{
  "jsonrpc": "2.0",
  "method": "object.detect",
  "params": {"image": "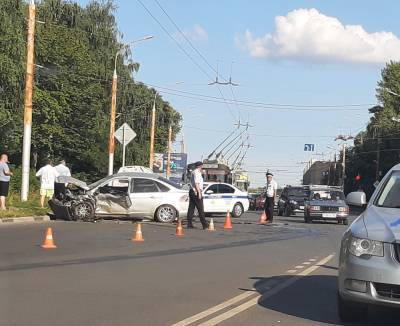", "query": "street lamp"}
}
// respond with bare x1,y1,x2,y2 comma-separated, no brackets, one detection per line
108,35,154,176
